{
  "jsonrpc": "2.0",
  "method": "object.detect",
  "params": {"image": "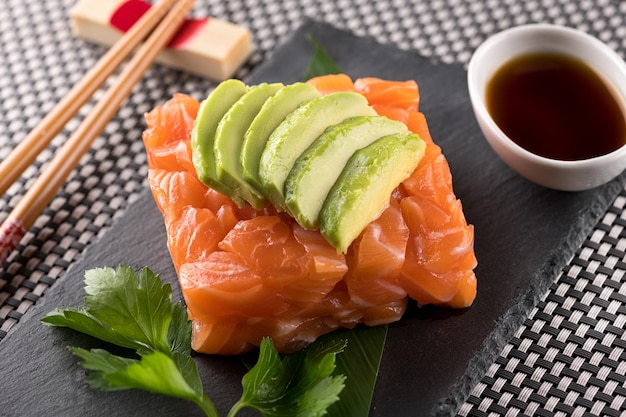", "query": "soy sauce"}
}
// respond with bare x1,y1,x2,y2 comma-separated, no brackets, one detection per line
486,52,626,160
